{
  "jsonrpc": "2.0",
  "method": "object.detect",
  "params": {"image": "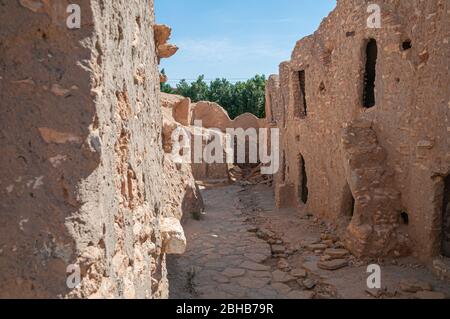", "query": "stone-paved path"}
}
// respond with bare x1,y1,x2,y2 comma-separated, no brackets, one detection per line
168,184,450,299
168,184,308,299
